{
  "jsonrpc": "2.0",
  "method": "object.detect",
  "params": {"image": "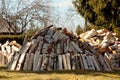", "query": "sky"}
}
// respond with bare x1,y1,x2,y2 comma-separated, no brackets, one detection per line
50,0,85,32
0,0,85,32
